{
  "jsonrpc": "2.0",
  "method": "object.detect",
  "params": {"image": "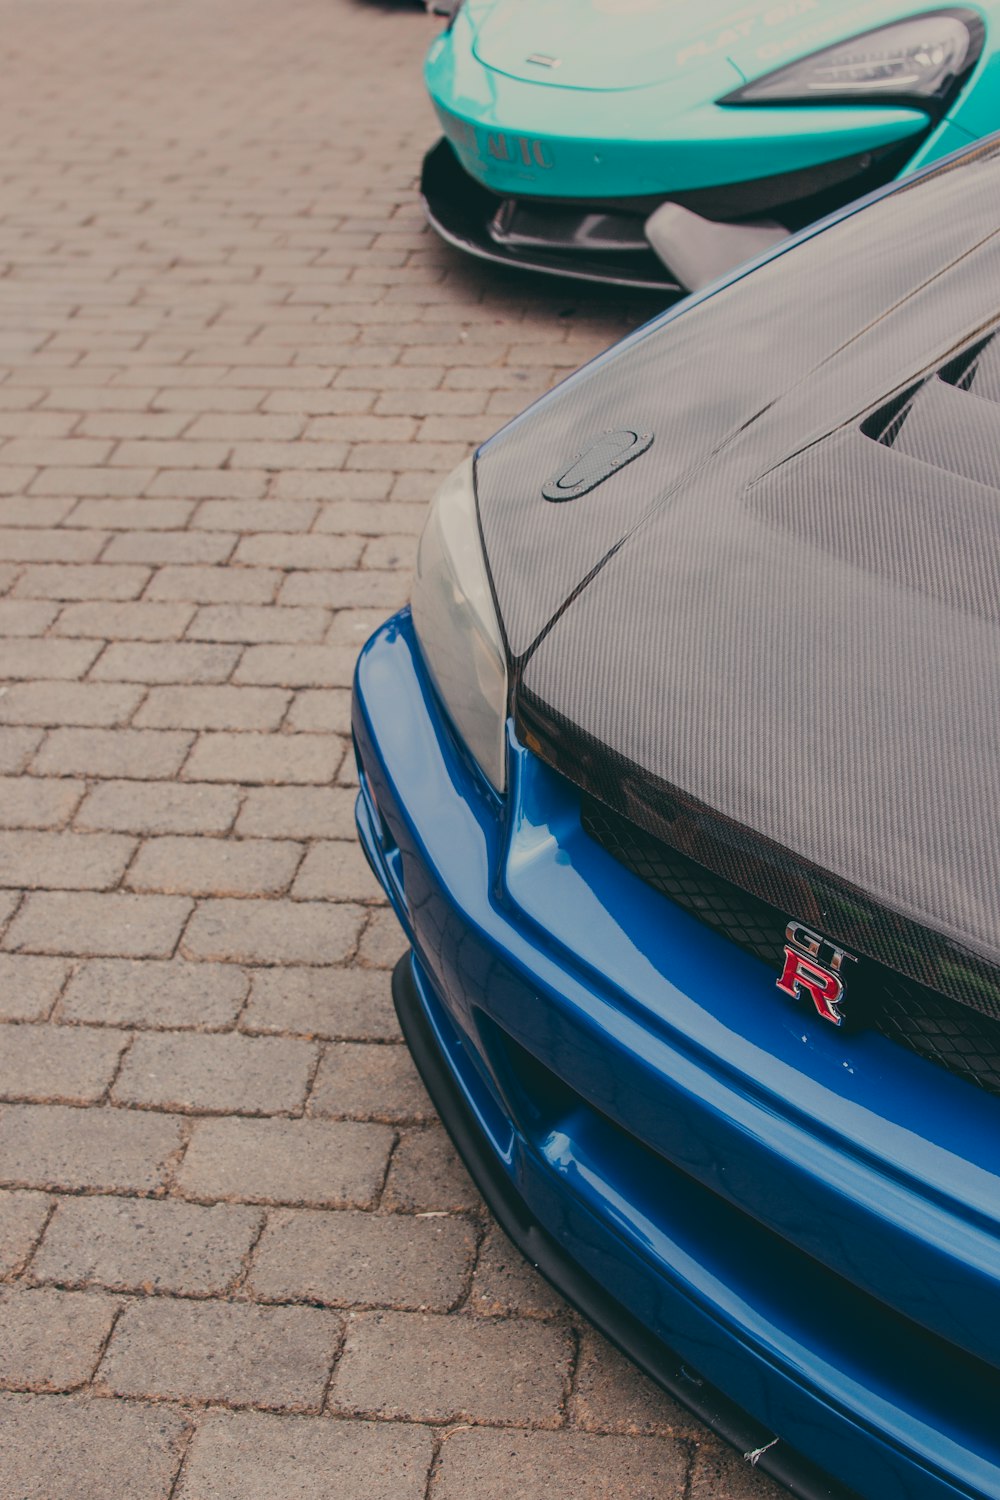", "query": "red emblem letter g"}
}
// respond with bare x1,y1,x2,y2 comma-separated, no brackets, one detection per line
776,946,845,1026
